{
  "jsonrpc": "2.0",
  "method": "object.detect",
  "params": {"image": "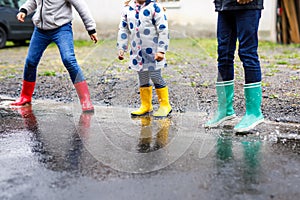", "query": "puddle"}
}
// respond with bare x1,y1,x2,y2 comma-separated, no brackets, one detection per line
0,97,299,200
